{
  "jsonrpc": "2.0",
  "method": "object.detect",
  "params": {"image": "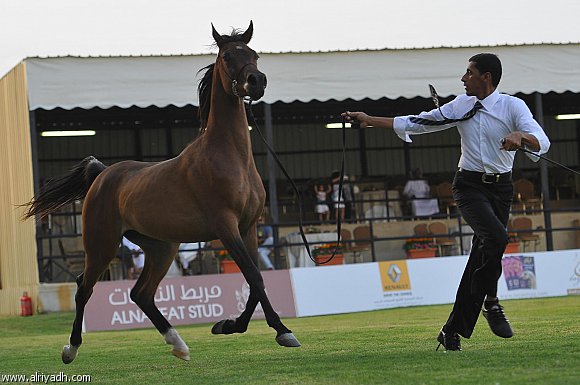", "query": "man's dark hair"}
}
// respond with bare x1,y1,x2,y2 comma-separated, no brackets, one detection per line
469,53,502,87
